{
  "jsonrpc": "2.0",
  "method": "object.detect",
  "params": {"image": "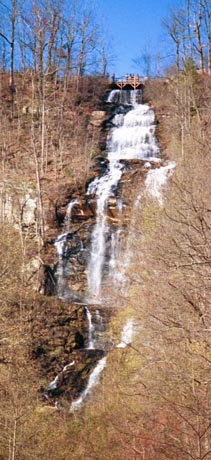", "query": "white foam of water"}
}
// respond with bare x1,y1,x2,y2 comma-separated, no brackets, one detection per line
87,91,159,298
107,89,120,103
47,360,75,392
108,228,122,279
107,105,159,162
54,232,68,257
117,164,176,293
117,198,123,212
47,375,59,391
63,360,75,372
54,199,78,297
64,199,78,230
70,356,106,412
85,307,95,349
117,319,134,348
145,162,176,204
87,160,123,298
107,89,141,105
55,199,77,257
